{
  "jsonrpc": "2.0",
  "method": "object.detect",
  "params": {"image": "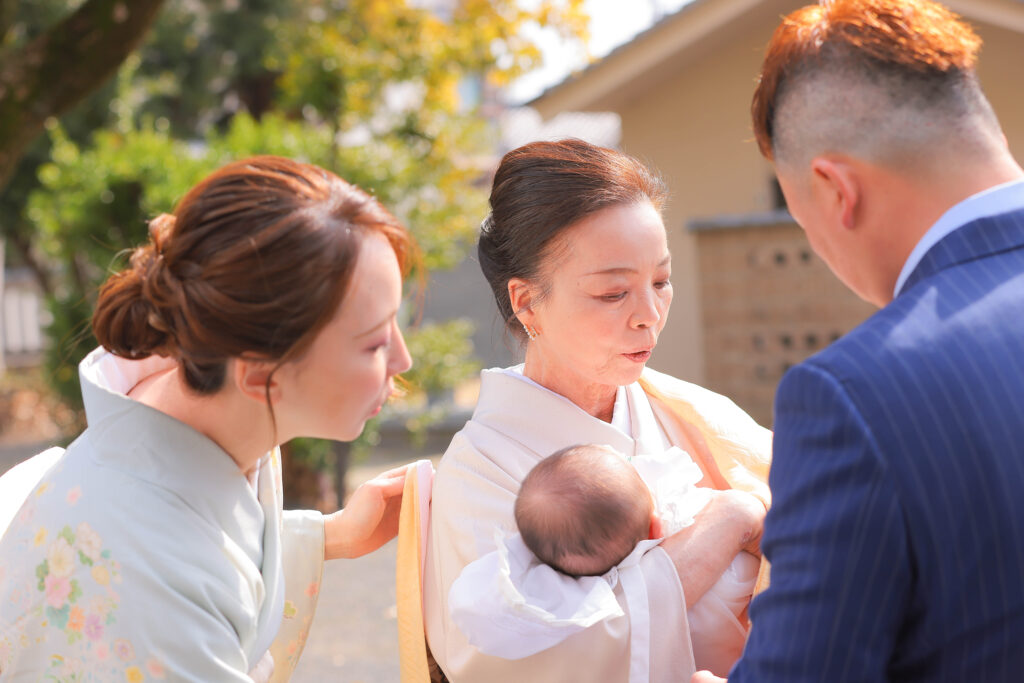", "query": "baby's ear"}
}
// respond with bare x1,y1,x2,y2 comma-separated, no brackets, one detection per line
649,512,664,540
